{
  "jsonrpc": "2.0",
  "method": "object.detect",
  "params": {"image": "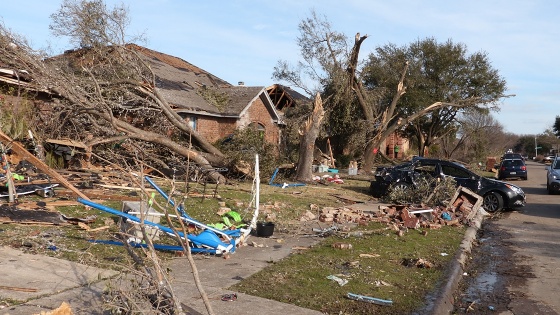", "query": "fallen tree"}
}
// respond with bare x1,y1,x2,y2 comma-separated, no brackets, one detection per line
0,8,227,183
